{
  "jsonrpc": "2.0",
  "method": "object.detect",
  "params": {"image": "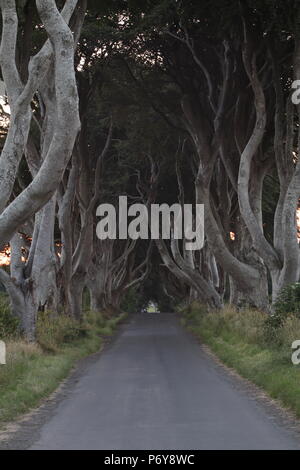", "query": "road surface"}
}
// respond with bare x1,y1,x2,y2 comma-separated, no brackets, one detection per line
28,313,299,450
